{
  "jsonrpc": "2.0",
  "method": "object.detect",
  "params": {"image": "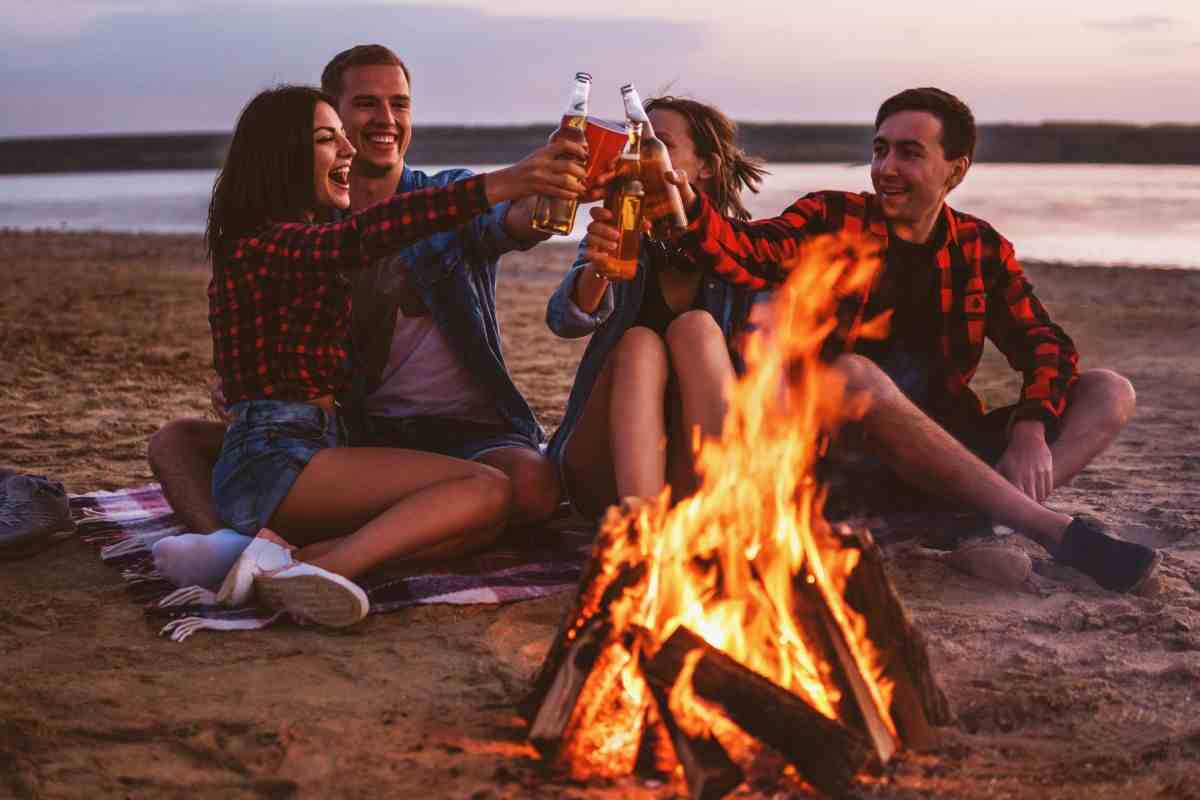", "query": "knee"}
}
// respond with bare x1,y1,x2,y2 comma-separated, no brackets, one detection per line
830,353,895,402
1076,369,1136,428
665,310,723,356
505,455,562,525
612,326,668,369
472,463,515,524
147,418,209,478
